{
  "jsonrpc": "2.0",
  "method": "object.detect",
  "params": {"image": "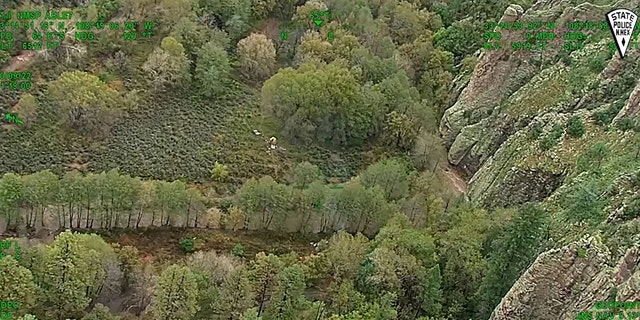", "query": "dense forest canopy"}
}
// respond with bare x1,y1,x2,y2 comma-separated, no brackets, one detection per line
1,0,640,319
